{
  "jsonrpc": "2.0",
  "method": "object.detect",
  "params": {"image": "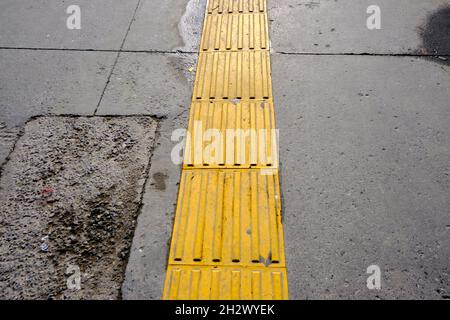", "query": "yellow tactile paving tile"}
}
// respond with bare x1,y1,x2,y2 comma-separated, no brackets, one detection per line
207,0,266,15
168,169,285,267
163,266,288,300
201,13,269,51
183,100,278,168
194,51,272,100
163,0,288,300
